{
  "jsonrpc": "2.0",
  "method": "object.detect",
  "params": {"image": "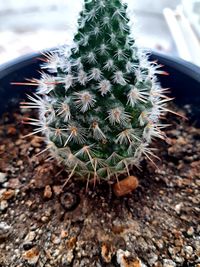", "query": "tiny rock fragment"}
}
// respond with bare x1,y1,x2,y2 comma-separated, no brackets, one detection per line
117,249,145,267
51,234,61,245
1,189,15,201
0,222,11,239
22,247,40,265
0,200,8,211
43,185,52,199
24,231,36,243
163,259,176,267
101,242,114,263
53,185,62,196
187,226,194,236
0,172,7,184
113,176,139,197
174,203,183,214
61,229,68,239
